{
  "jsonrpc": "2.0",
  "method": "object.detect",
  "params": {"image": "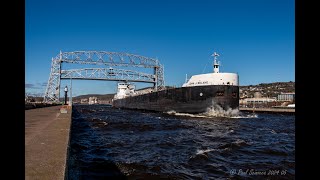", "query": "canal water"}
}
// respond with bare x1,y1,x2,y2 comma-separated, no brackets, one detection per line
67,104,295,179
